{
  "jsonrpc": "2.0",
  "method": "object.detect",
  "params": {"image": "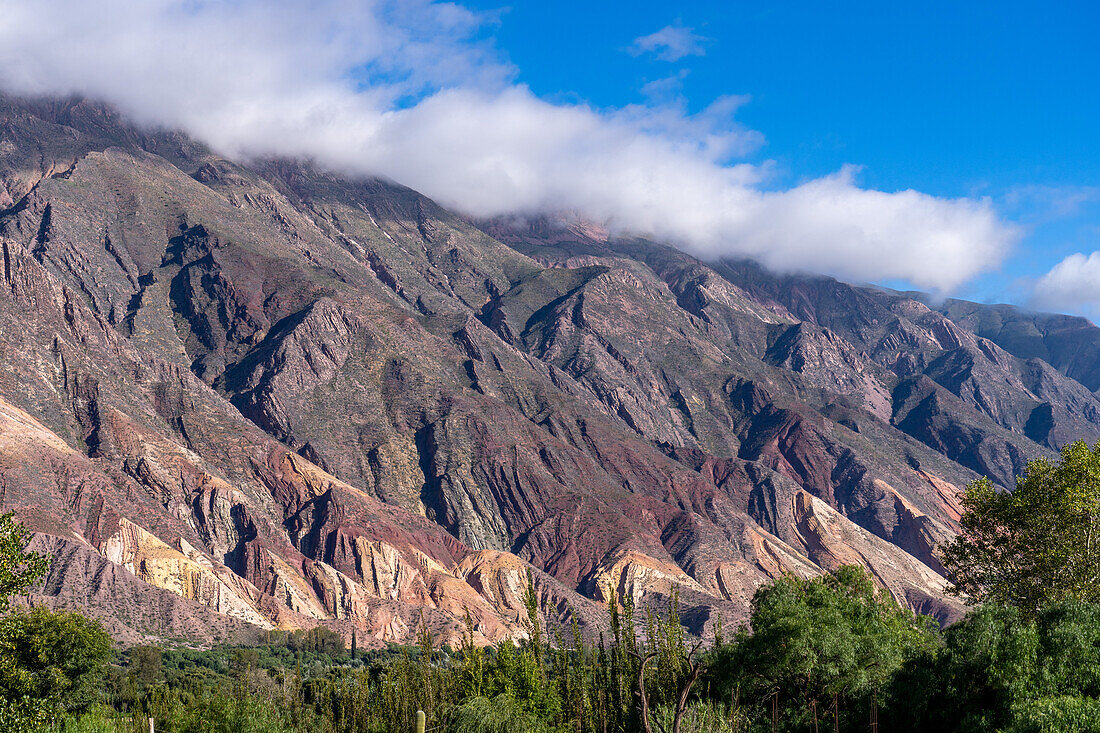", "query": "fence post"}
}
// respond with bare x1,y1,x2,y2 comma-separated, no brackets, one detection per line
416,709,426,733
